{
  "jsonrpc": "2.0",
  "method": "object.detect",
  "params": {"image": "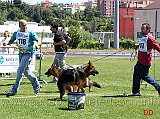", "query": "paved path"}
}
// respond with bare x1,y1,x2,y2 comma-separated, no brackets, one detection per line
42,50,160,57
